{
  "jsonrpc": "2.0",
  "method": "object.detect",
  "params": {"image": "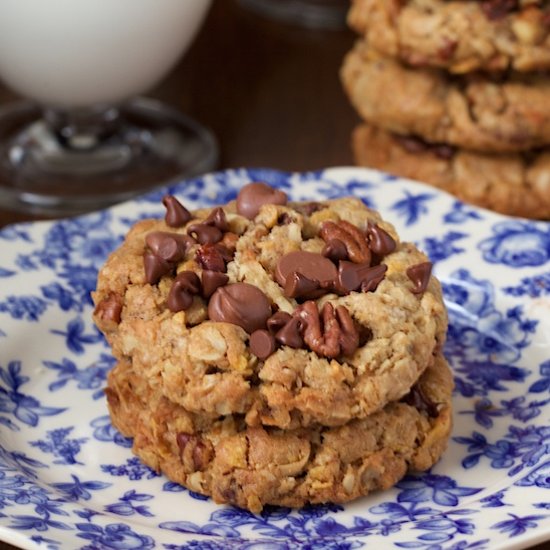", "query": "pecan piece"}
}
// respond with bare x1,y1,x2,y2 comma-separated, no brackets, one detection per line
94,292,123,324
297,301,359,358
176,432,213,472
320,220,371,264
